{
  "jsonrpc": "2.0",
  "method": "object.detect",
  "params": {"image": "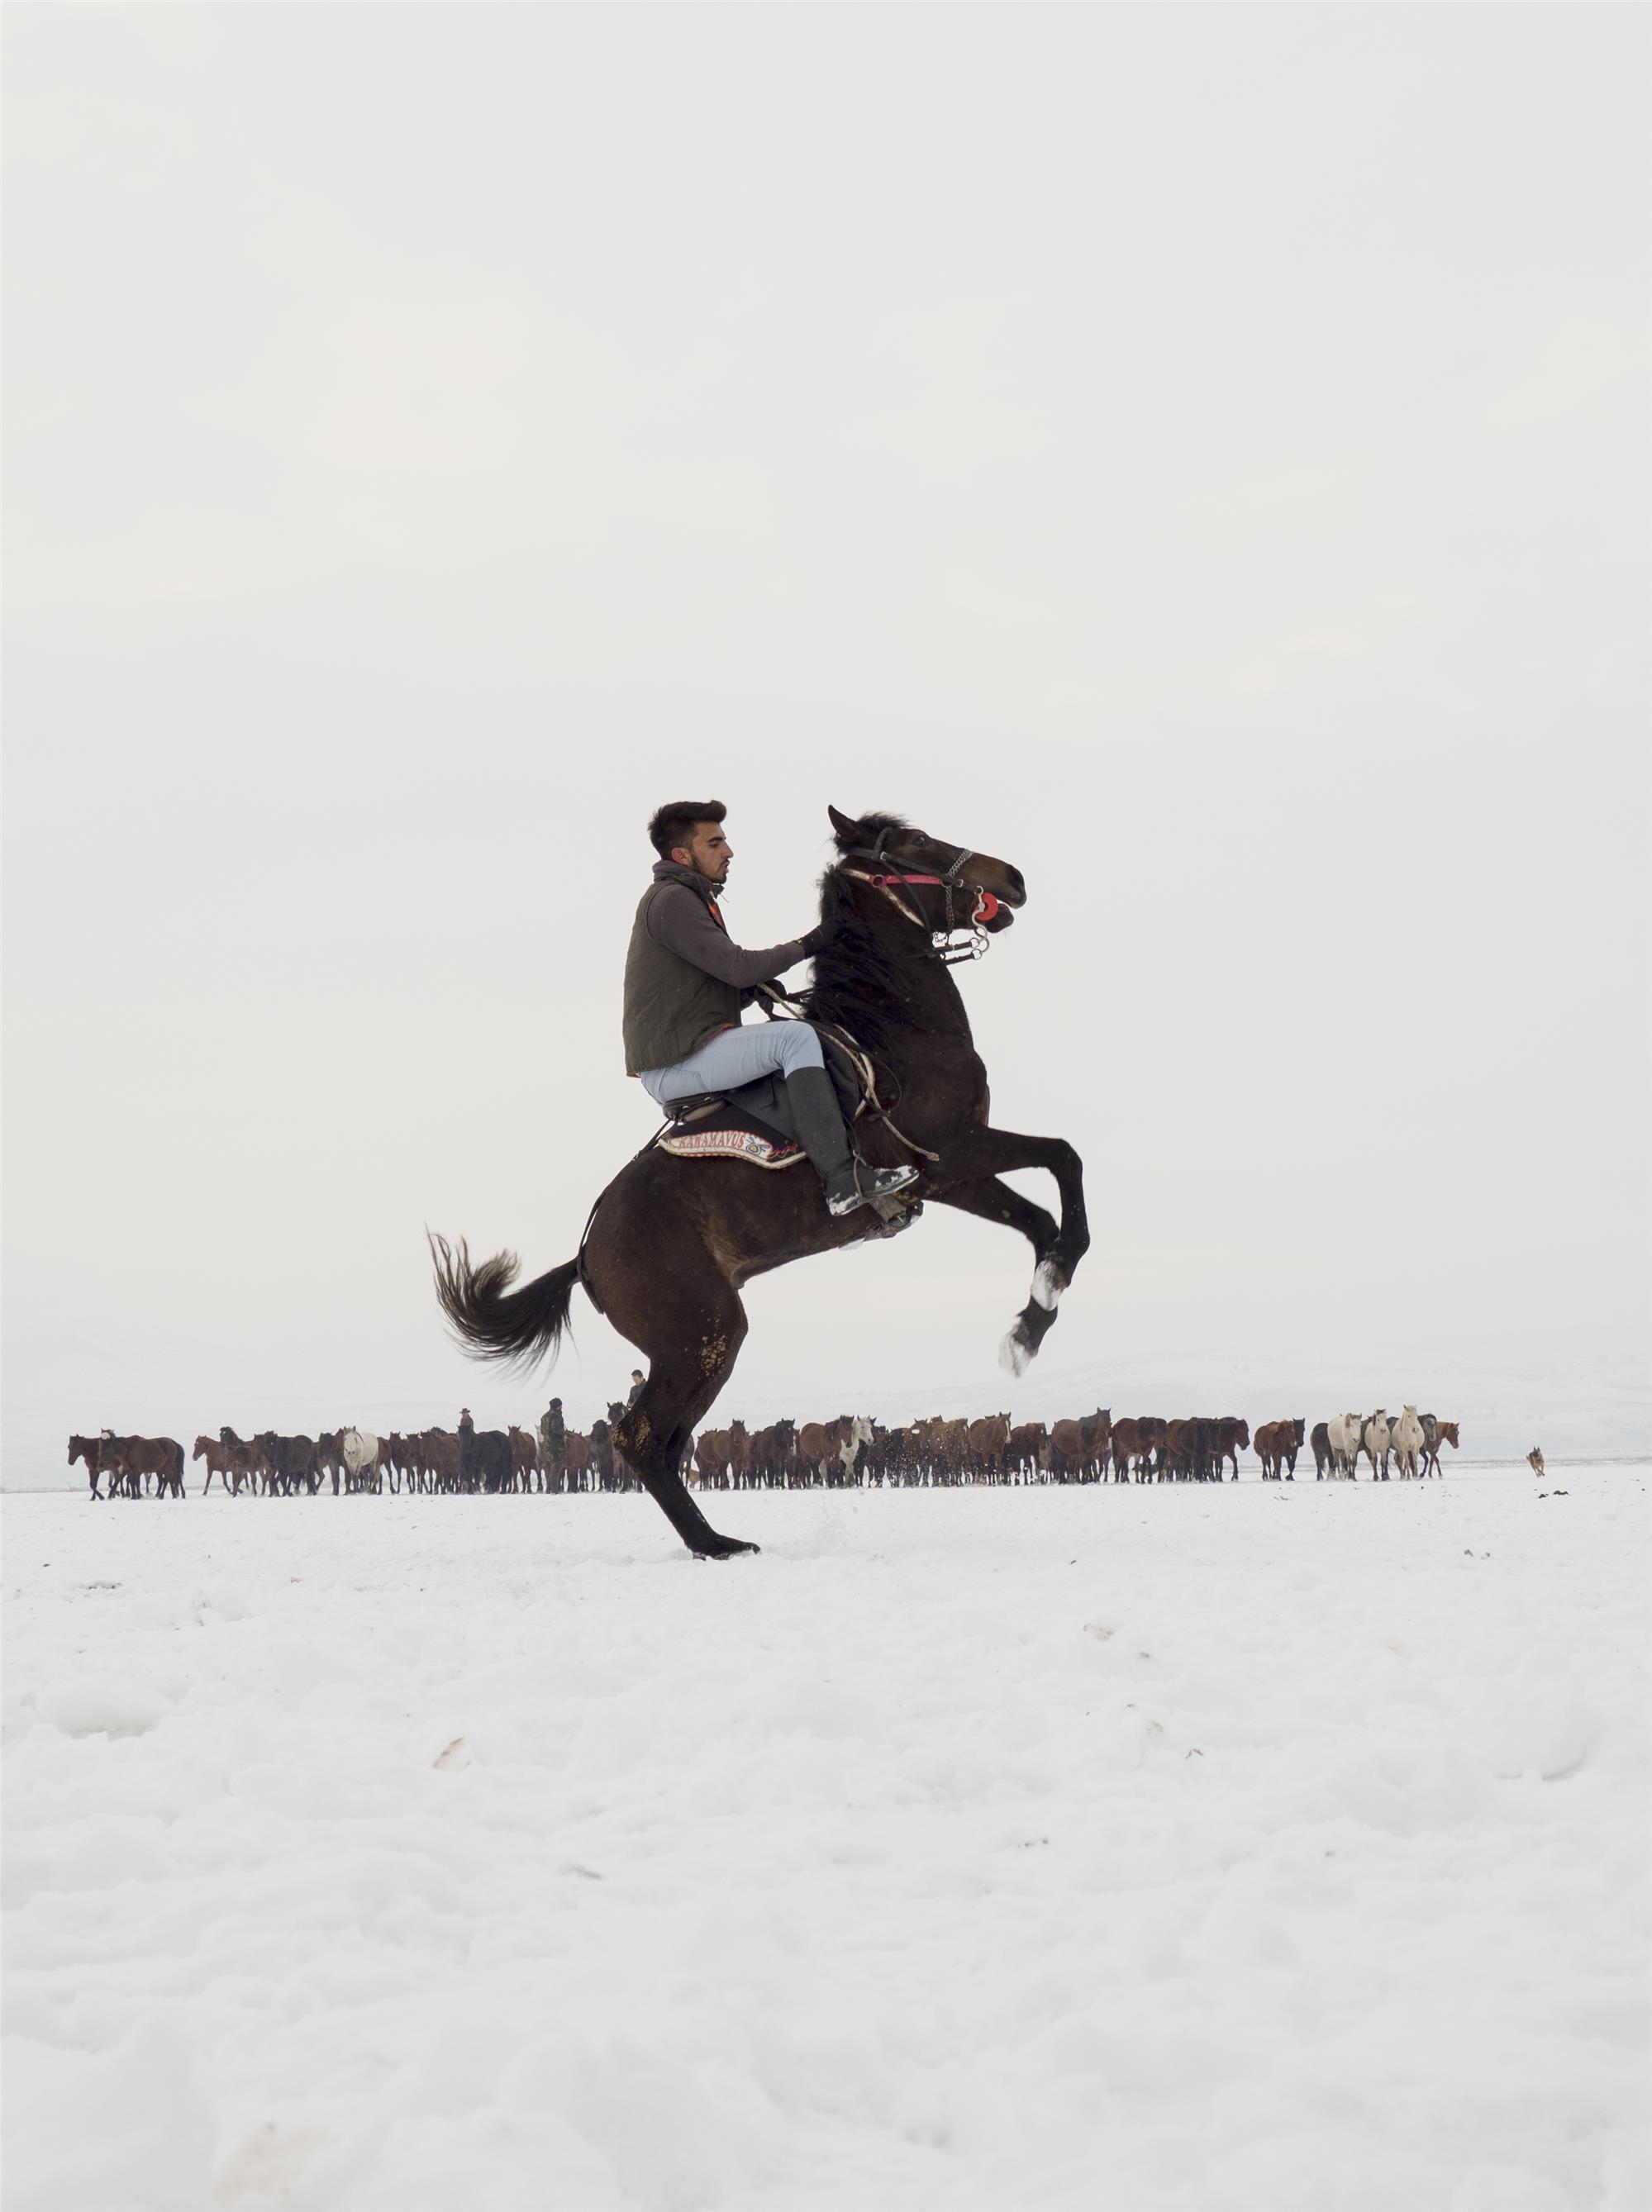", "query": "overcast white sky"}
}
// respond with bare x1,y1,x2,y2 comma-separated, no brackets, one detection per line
5,6,1648,1482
